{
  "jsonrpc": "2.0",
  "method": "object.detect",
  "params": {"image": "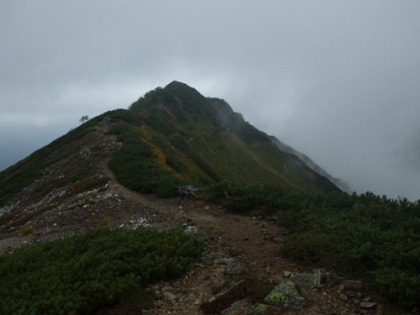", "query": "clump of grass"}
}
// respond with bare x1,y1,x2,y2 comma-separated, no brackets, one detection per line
21,227,36,236
99,216,112,228
0,227,205,314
